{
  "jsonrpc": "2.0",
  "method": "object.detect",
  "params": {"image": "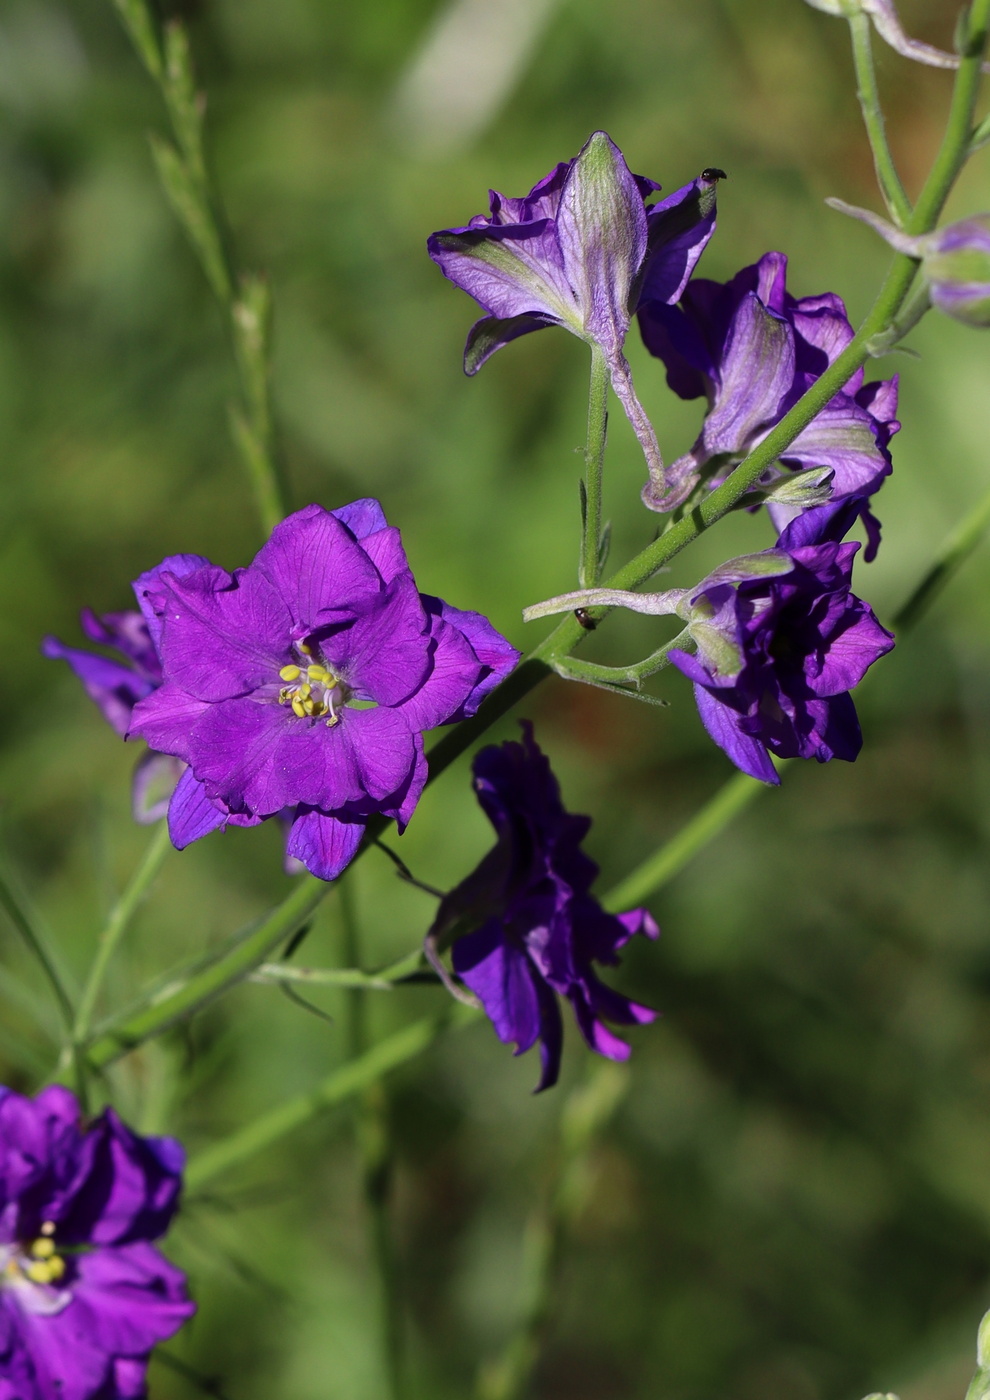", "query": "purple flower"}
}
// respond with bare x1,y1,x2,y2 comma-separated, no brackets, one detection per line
127,500,519,882
0,1085,193,1400
433,724,658,1092
638,251,899,557
43,558,208,826
668,521,895,784
428,132,721,491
